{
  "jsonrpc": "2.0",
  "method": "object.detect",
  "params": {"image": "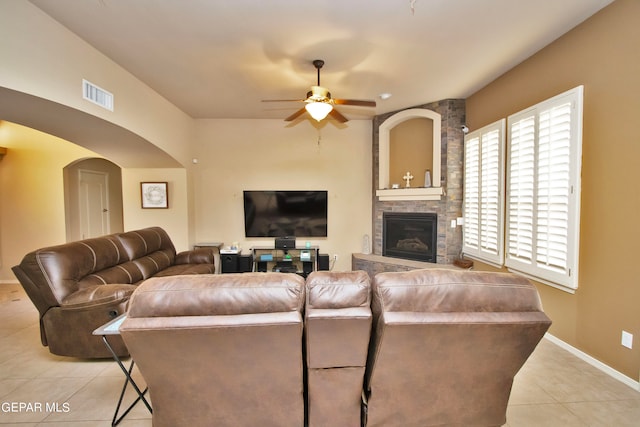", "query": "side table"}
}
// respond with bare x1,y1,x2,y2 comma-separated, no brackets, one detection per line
93,314,152,426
